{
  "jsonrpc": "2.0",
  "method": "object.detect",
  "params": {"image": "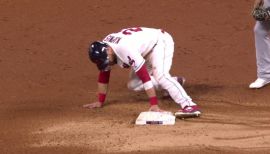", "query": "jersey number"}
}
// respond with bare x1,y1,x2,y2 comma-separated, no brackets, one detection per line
122,27,142,35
